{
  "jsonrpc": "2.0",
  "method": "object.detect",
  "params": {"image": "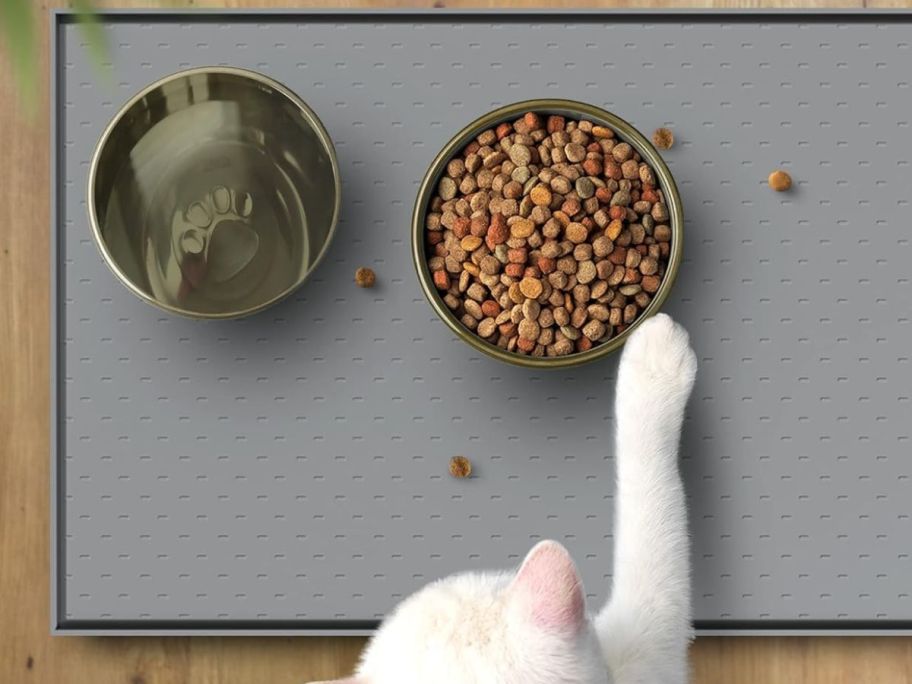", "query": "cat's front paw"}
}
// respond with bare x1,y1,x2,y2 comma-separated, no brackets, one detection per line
618,313,697,407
